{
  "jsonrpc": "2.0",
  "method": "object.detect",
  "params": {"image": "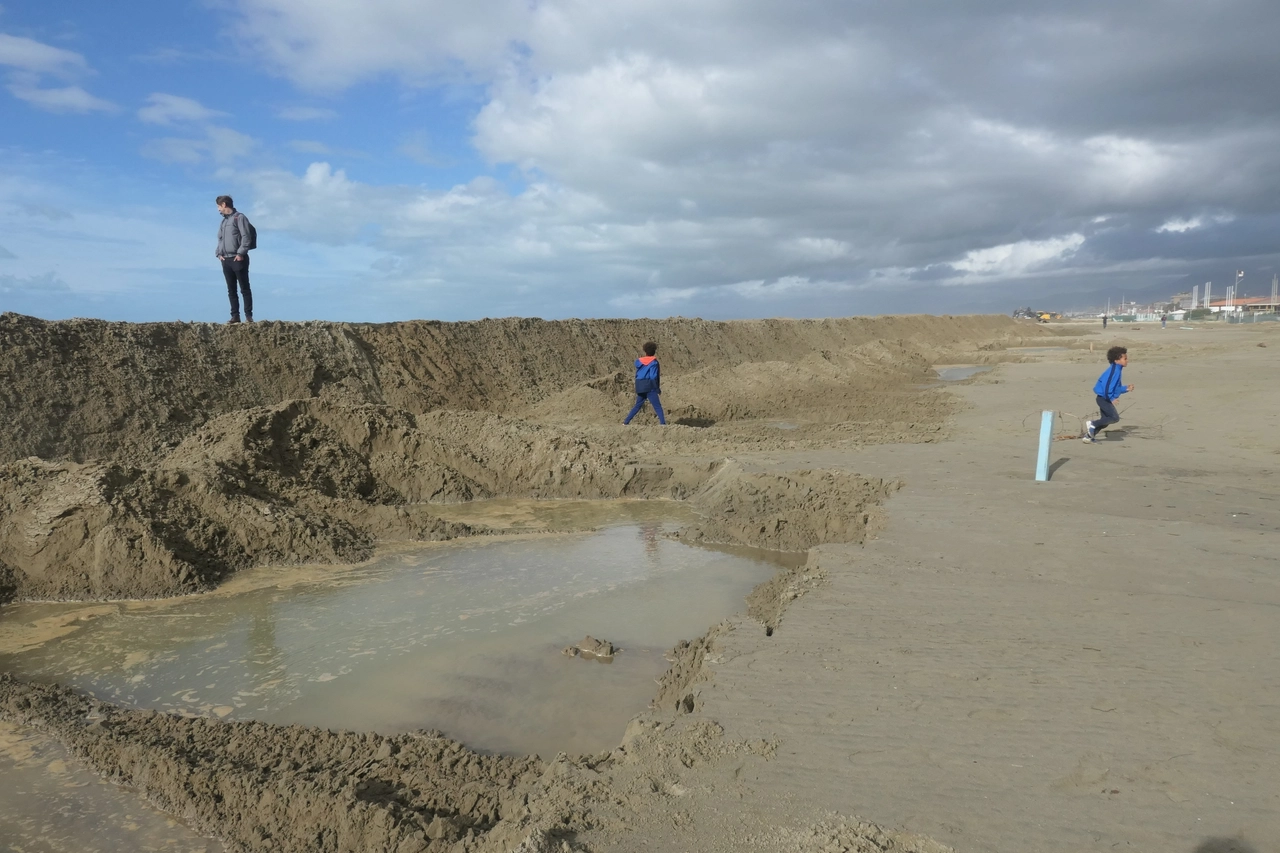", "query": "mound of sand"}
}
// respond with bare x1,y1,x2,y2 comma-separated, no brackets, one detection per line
675,462,900,552
0,675,547,853
0,312,1064,465
0,398,902,602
